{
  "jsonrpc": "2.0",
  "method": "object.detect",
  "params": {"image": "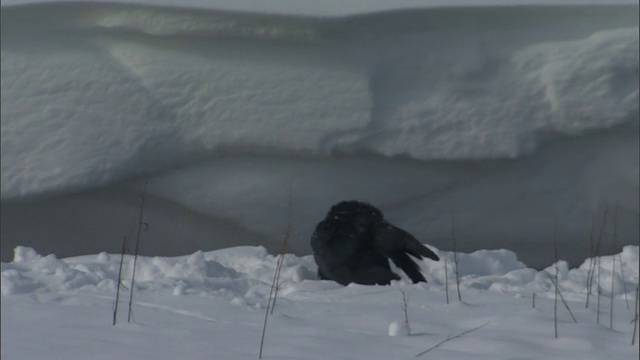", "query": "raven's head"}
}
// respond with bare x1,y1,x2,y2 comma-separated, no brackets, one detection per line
324,201,384,234
324,200,439,262
326,201,382,222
